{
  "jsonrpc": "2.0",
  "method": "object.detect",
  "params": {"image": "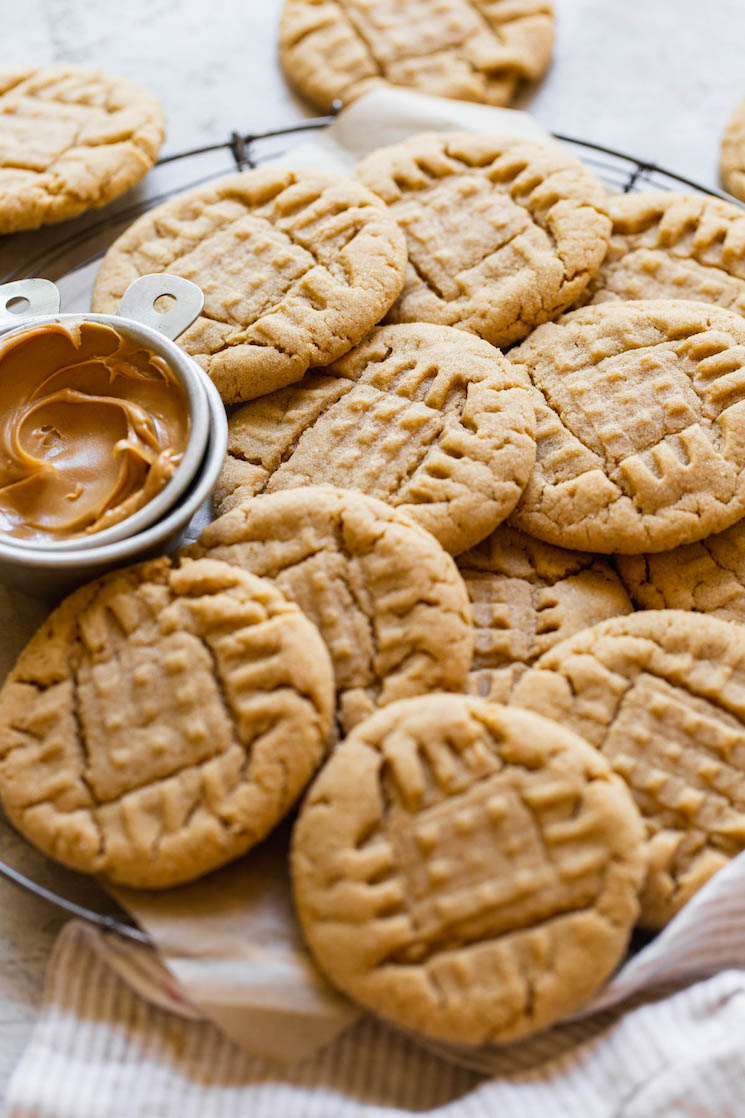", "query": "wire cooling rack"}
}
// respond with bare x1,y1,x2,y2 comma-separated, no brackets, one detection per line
0,115,741,944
